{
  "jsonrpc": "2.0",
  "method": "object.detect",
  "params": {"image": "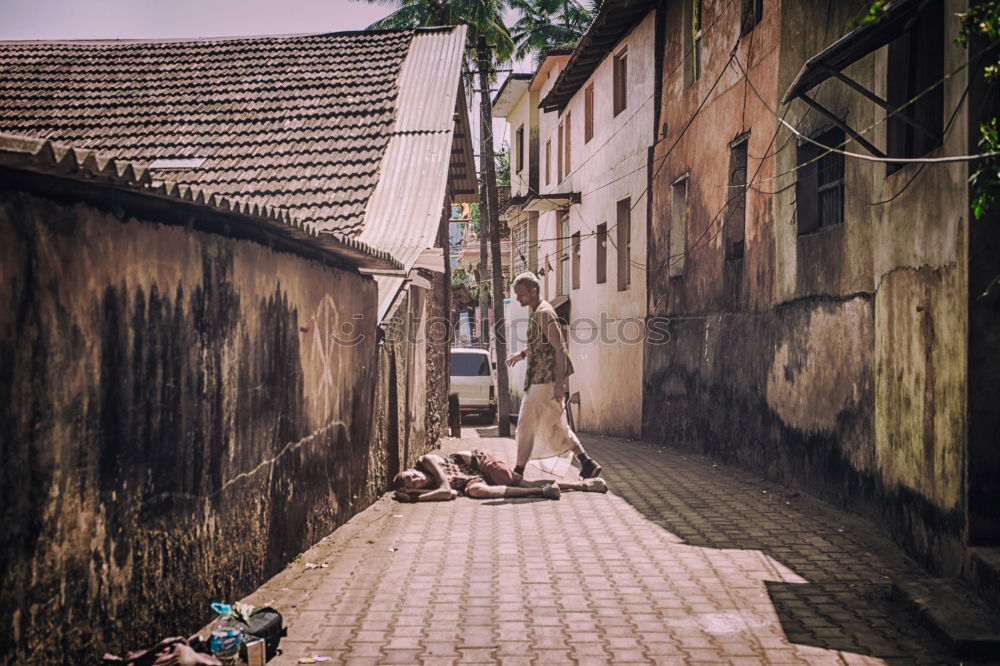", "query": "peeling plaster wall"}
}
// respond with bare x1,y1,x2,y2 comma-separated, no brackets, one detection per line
424,258,451,447
0,187,381,663
645,0,977,578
